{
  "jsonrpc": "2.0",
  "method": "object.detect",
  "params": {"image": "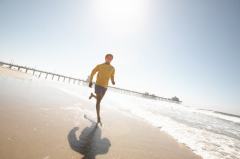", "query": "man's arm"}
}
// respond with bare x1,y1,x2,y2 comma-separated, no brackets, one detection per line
89,65,99,87
111,68,115,85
